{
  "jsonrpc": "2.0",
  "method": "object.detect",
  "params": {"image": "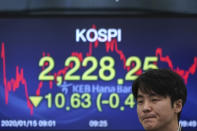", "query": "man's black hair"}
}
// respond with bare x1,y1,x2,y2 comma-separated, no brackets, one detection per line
132,68,187,121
